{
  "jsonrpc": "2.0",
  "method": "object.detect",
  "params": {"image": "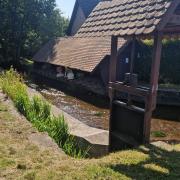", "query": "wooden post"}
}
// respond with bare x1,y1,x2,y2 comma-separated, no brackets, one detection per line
130,37,136,76
109,35,118,151
109,35,118,83
128,37,136,104
144,31,163,143
149,31,163,110
109,35,118,103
